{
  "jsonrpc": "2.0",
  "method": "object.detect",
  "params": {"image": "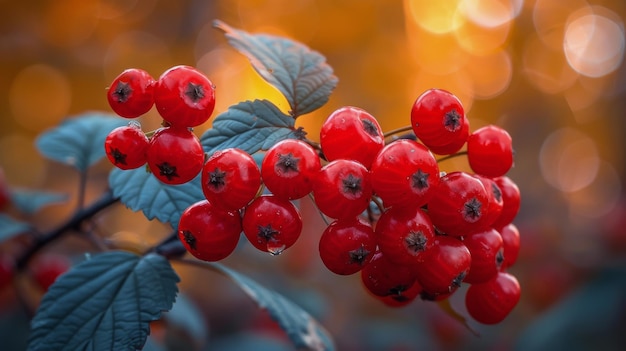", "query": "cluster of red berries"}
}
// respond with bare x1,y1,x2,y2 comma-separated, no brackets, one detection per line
104,65,215,185
105,67,522,325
